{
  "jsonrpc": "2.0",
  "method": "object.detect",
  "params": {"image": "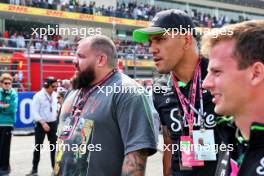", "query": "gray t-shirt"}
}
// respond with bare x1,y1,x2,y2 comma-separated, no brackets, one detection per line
54,71,157,176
